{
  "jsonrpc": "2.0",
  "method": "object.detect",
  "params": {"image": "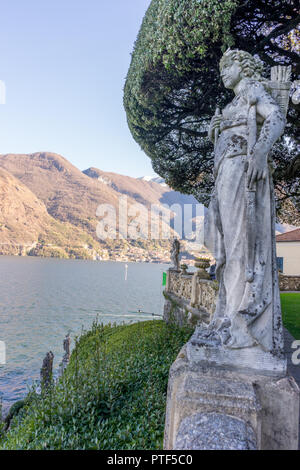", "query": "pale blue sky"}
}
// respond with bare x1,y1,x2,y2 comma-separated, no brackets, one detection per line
0,0,156,177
